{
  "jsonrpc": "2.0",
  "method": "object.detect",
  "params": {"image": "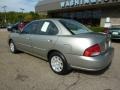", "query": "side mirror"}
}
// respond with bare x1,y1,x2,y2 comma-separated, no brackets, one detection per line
15,29,21,34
